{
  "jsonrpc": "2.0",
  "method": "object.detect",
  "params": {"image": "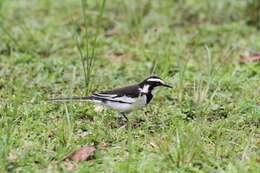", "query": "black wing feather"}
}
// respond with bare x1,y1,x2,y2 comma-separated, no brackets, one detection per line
98,84,140,98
